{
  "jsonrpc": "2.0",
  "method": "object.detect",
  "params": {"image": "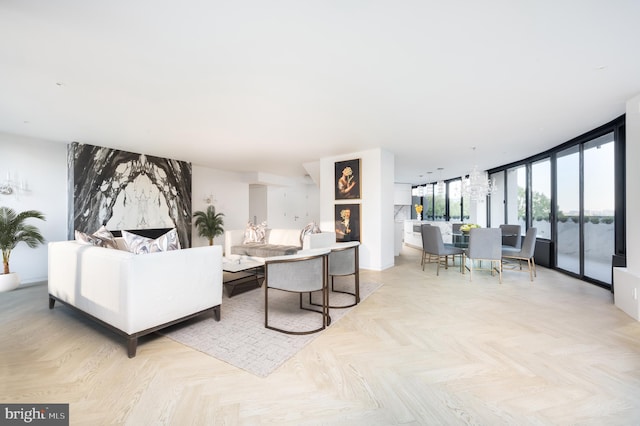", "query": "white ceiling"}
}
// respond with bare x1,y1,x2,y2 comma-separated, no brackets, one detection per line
1,1,639,184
